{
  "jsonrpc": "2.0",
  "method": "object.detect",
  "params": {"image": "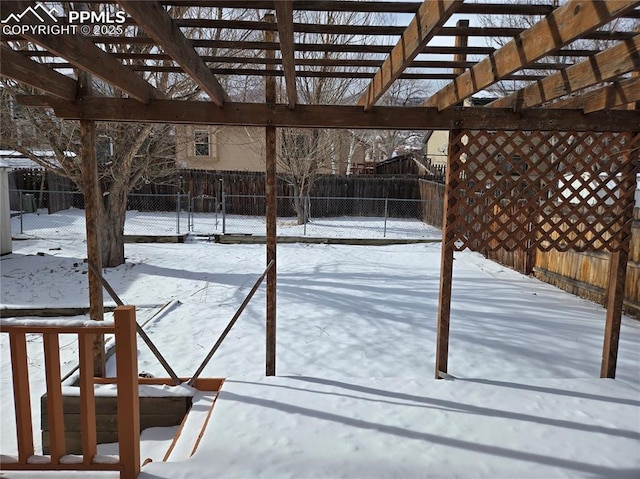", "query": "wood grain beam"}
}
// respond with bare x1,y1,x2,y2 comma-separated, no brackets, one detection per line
489,35,640,109
11,34,161,103
358,0,462,110
422,0,640,110
118,0,227,106
17,96,640,132
169,18,637,42
0,46,77,101
549,77,640,113
274,1,297,108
